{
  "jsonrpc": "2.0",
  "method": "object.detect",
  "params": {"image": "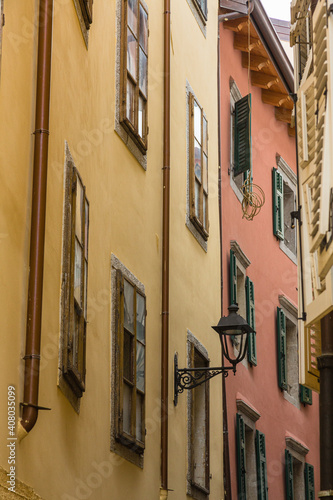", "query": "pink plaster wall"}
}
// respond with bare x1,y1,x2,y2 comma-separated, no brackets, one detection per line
219,23,320,499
